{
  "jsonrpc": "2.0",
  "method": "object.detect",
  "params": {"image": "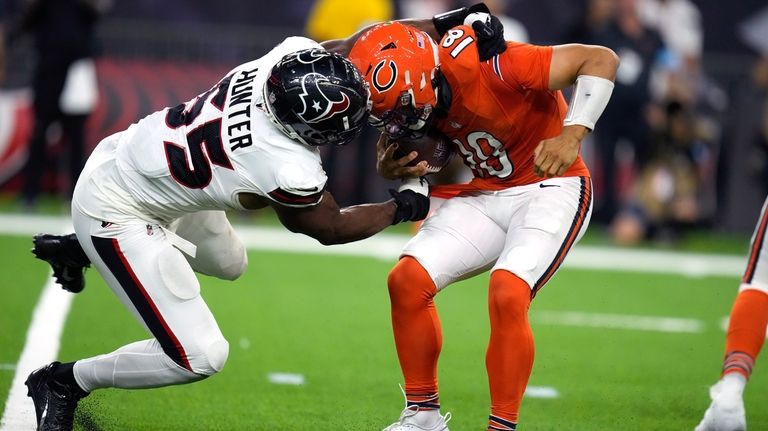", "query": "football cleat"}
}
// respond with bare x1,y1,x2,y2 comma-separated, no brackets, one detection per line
25,362,88,431
695,380,746,431
32,234,90,293
383,406,451,431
